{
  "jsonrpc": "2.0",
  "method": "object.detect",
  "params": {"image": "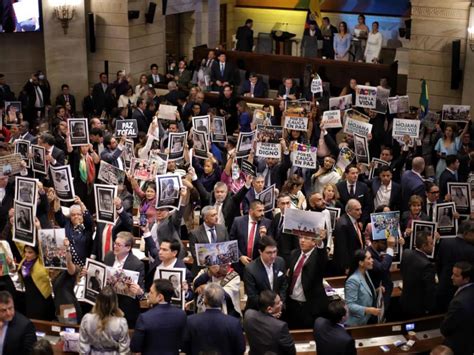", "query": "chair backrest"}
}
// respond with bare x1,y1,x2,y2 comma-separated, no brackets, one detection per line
256,33,273,54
